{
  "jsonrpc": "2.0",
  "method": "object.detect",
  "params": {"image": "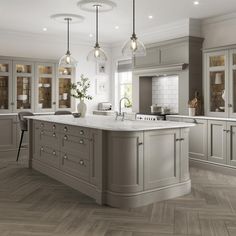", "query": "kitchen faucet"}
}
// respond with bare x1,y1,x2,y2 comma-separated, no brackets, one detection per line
116,97,131,121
